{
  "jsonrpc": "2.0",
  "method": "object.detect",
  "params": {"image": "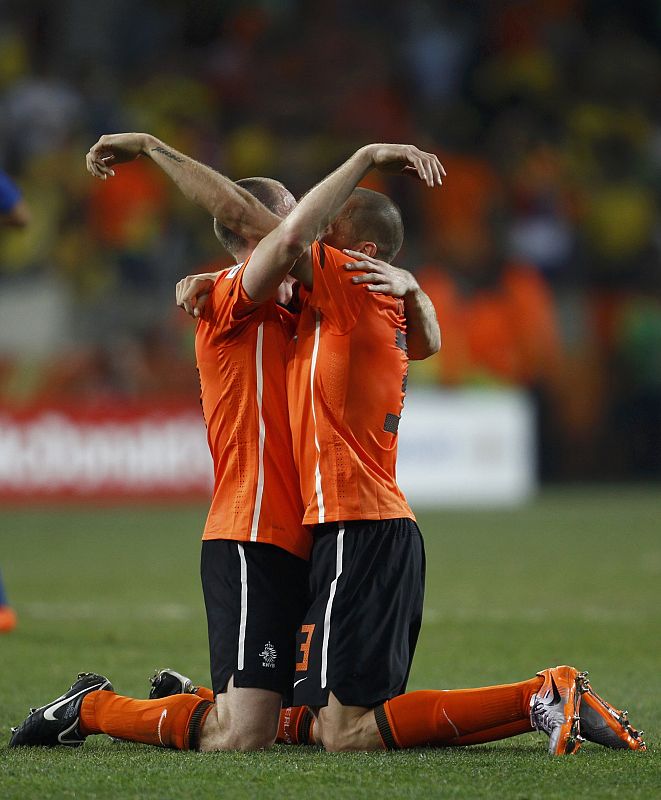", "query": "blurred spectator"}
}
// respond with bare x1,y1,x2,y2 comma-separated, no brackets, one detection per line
400,4,475,109
417,199,565,477
613,281,661,476
2,66,84,169
0,170,30,228
507,140,576,282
